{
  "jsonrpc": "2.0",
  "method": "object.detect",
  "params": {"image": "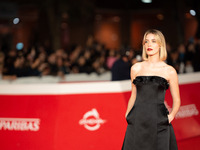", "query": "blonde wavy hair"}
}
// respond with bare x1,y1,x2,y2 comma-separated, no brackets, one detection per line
142,29,167,61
